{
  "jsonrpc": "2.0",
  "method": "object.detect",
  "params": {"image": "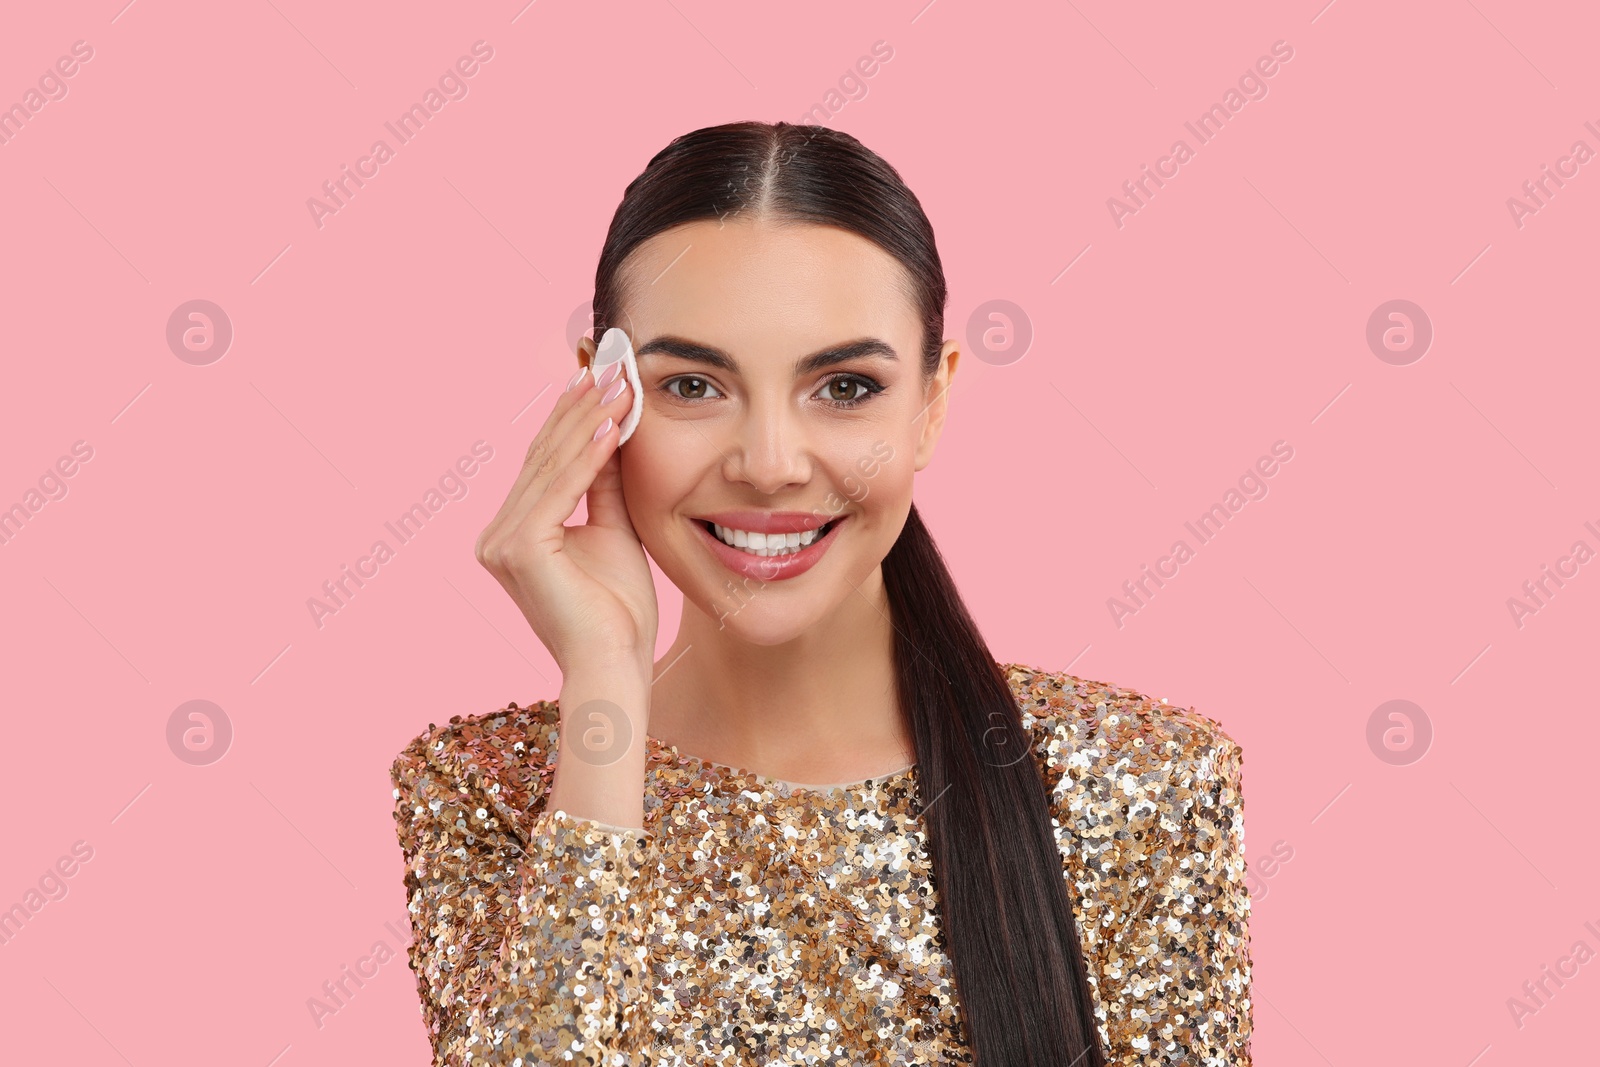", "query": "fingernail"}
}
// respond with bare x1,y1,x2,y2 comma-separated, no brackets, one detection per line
565,366,589,392
593,416,614,441
595,361,622,388
602,376,627,403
